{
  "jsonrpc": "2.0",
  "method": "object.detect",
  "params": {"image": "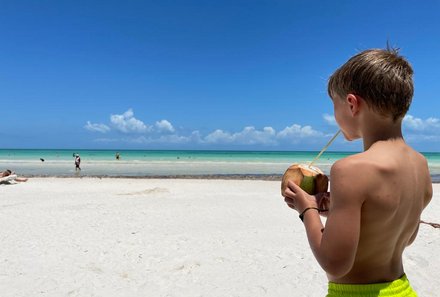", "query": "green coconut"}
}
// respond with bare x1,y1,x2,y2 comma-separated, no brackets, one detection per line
281,163,329,195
